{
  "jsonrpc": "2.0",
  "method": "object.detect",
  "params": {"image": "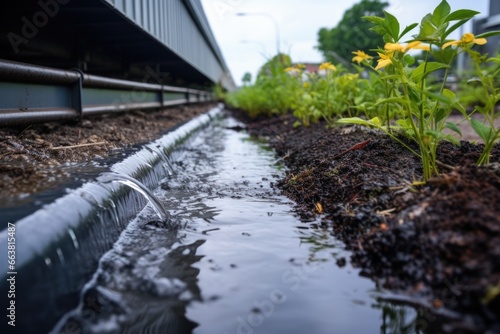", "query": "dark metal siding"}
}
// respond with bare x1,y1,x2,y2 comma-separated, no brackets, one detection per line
104,0,232,89
0,0,234,90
